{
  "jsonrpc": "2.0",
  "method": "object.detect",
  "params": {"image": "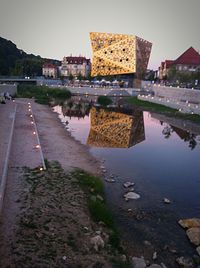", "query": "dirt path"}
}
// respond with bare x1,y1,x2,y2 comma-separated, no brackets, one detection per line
0,99,107,267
